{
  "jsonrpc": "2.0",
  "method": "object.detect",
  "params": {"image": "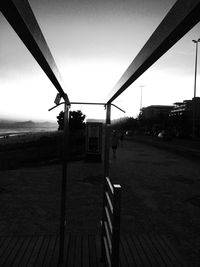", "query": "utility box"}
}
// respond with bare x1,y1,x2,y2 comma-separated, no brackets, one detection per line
86,122,102,161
